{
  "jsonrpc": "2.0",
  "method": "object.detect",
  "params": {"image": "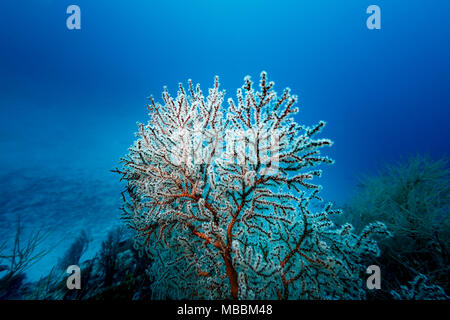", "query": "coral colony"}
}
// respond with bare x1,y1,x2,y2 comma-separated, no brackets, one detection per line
115,72,390,299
